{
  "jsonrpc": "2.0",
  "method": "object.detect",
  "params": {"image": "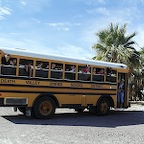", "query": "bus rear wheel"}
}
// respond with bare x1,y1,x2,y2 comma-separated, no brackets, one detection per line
33,97,56,119
96,98,110,116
